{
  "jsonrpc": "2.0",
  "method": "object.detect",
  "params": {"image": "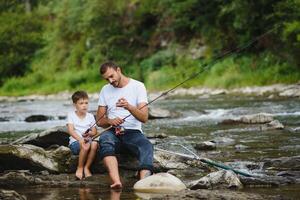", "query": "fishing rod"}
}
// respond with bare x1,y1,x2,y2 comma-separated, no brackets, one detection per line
88,25,279,140
175,143,252,177
155,145,252,177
